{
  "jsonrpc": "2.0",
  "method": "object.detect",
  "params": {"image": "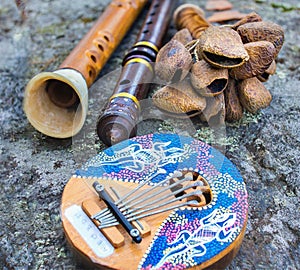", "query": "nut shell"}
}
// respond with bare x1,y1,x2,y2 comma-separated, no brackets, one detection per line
230,41,275,80
224,78,243,122
238,77,272,113
237,21,284,57
191,60,228,96
155,39,193,83
171,28,193,45
197,26,249,68
152,80,206,117
257,60,276,82
200,93,225,124
231,12,262,30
